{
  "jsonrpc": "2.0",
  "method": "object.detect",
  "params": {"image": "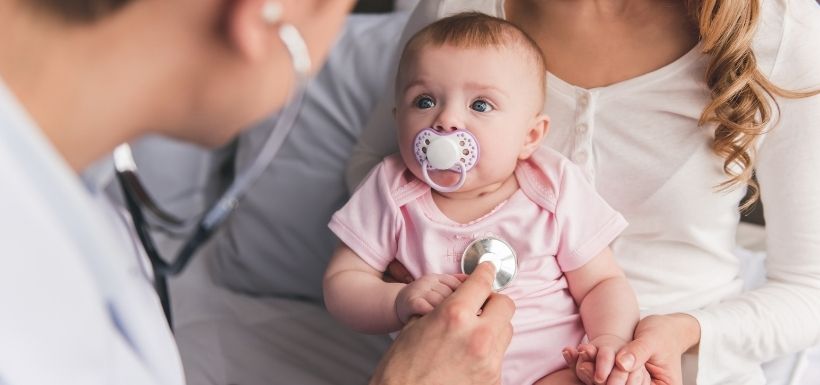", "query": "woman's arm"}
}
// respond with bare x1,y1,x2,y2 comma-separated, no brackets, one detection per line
344,0,445,190
614,3,820,382
684,3,820,381
323,243,405,333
